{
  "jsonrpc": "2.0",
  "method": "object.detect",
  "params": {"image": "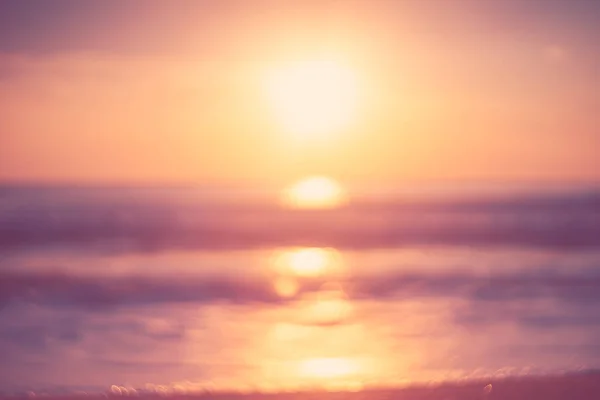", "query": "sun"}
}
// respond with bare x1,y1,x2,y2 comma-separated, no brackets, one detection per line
283,176,346,209
264,59,360,139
